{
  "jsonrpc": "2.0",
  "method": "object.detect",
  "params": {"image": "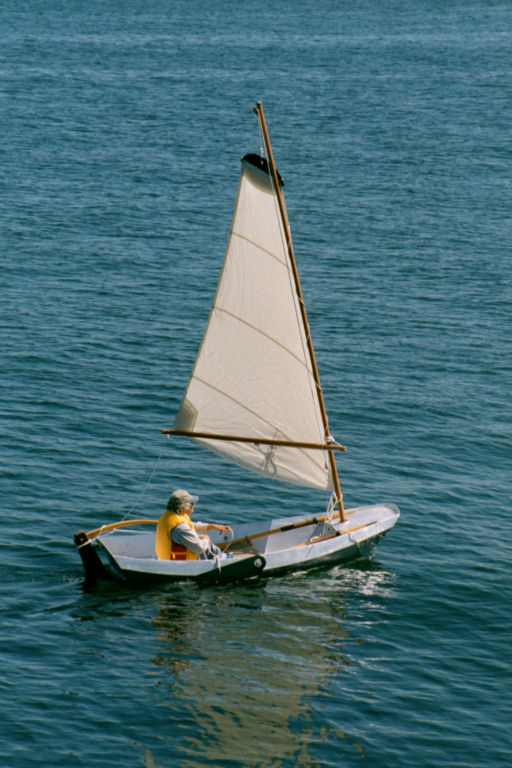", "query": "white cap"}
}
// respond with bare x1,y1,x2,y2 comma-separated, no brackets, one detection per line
166,489,199,512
